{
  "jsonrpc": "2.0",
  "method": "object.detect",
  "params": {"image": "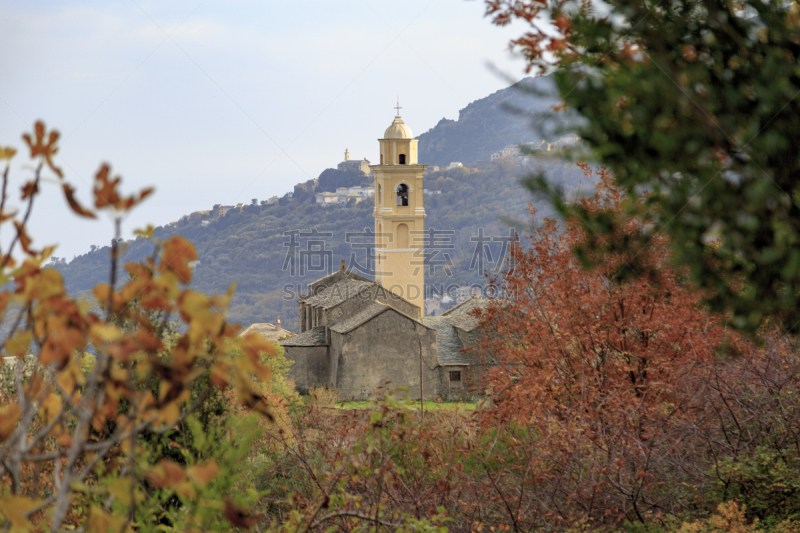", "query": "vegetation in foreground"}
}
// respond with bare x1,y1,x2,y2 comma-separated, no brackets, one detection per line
5,0,800,525
2,123,800,533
